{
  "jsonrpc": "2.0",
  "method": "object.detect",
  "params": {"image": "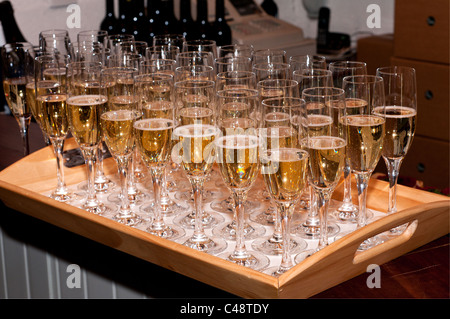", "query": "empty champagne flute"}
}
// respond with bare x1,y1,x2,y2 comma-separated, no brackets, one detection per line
329,60,367,223
252,62,290,82
146,45,180,61
183,39,217,59
216,133,270,270
35,54,74,202
214,56,253,74
174,65,215,82
261,147,309,276
302,87,347,250
134,118,184,239
376,66,417,235
253,49,287,64
173,124,227,254
67,61,112,214
152,34,185,50
342,75,386,250
1,42,35,156
217,44,254,59
289,54,327,73
215,71,256,91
